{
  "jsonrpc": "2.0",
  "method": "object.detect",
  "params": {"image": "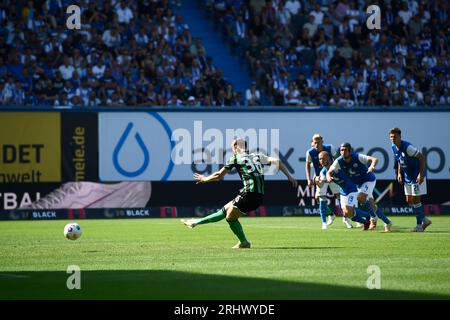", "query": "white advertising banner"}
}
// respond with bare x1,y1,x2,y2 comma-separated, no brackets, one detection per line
99,112,450,181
